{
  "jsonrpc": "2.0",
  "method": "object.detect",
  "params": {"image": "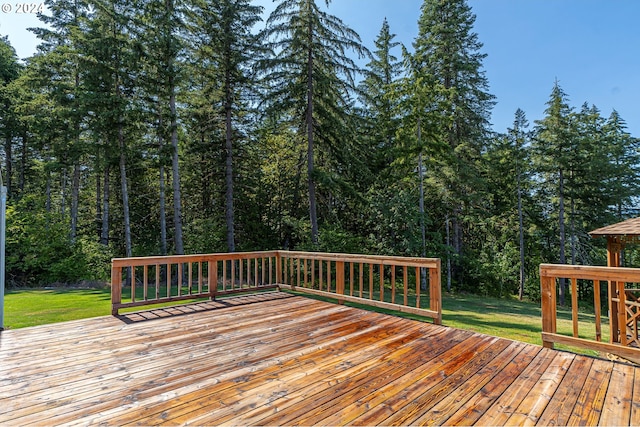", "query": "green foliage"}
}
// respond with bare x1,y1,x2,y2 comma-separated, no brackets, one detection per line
6,195,112,287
